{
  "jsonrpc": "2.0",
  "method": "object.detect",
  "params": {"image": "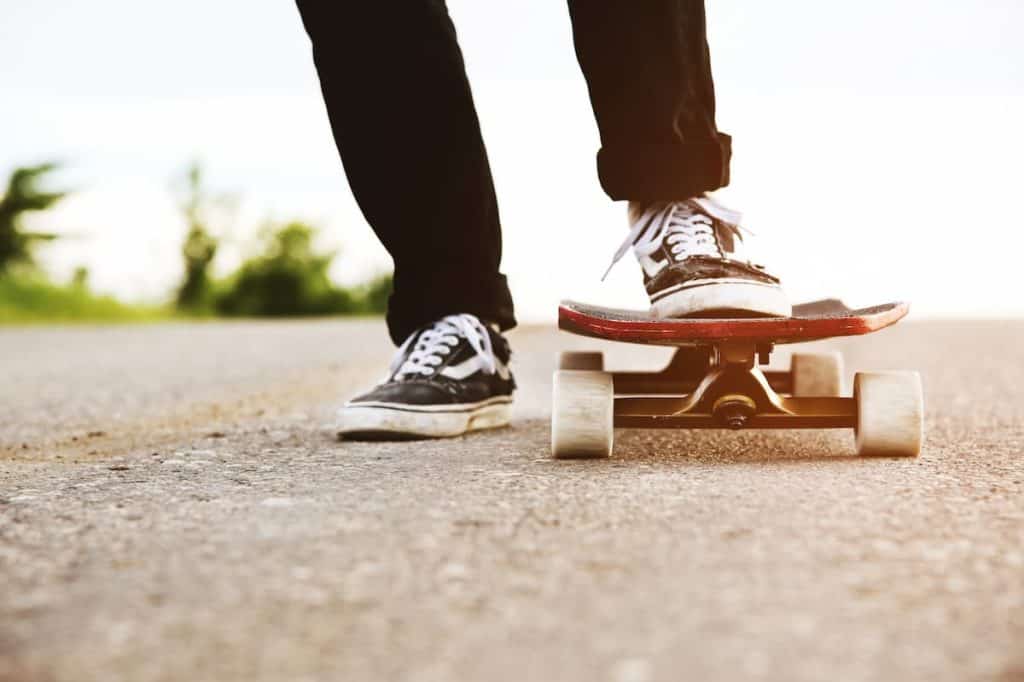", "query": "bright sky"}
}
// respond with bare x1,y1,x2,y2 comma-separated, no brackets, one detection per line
3,0,1023,320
